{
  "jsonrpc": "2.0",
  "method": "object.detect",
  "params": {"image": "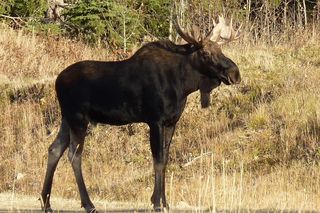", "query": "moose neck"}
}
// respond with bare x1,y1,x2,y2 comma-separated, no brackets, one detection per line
180,52,204,98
